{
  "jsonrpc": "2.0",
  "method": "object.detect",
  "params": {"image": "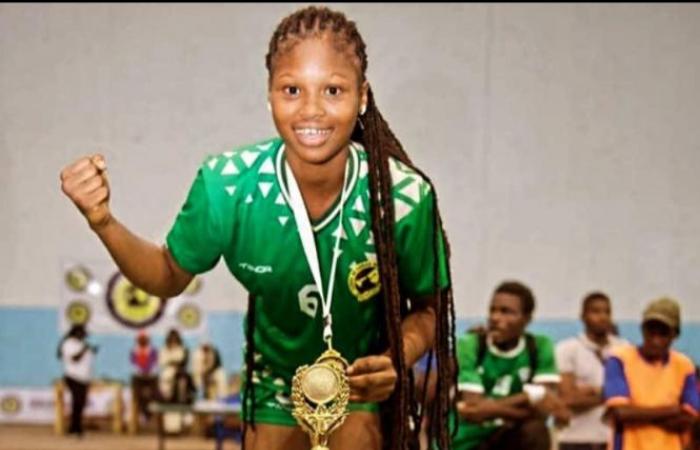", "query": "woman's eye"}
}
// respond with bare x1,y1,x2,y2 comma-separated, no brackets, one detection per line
284,86,300,96
325,86,341,96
